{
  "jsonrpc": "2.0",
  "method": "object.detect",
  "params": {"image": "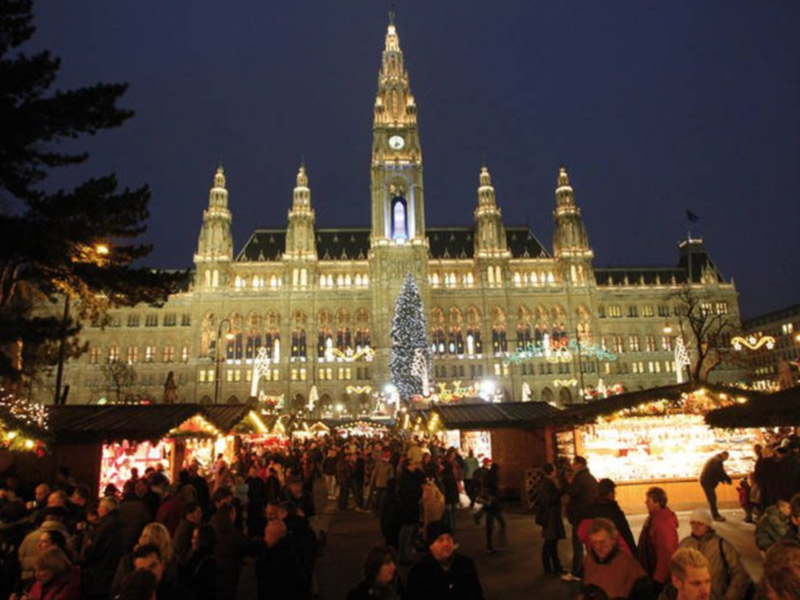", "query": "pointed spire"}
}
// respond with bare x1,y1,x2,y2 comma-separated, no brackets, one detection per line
558,166,571,188
214,165,226,189
292,164,311,209
479,165,492,188
375,15,416,126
